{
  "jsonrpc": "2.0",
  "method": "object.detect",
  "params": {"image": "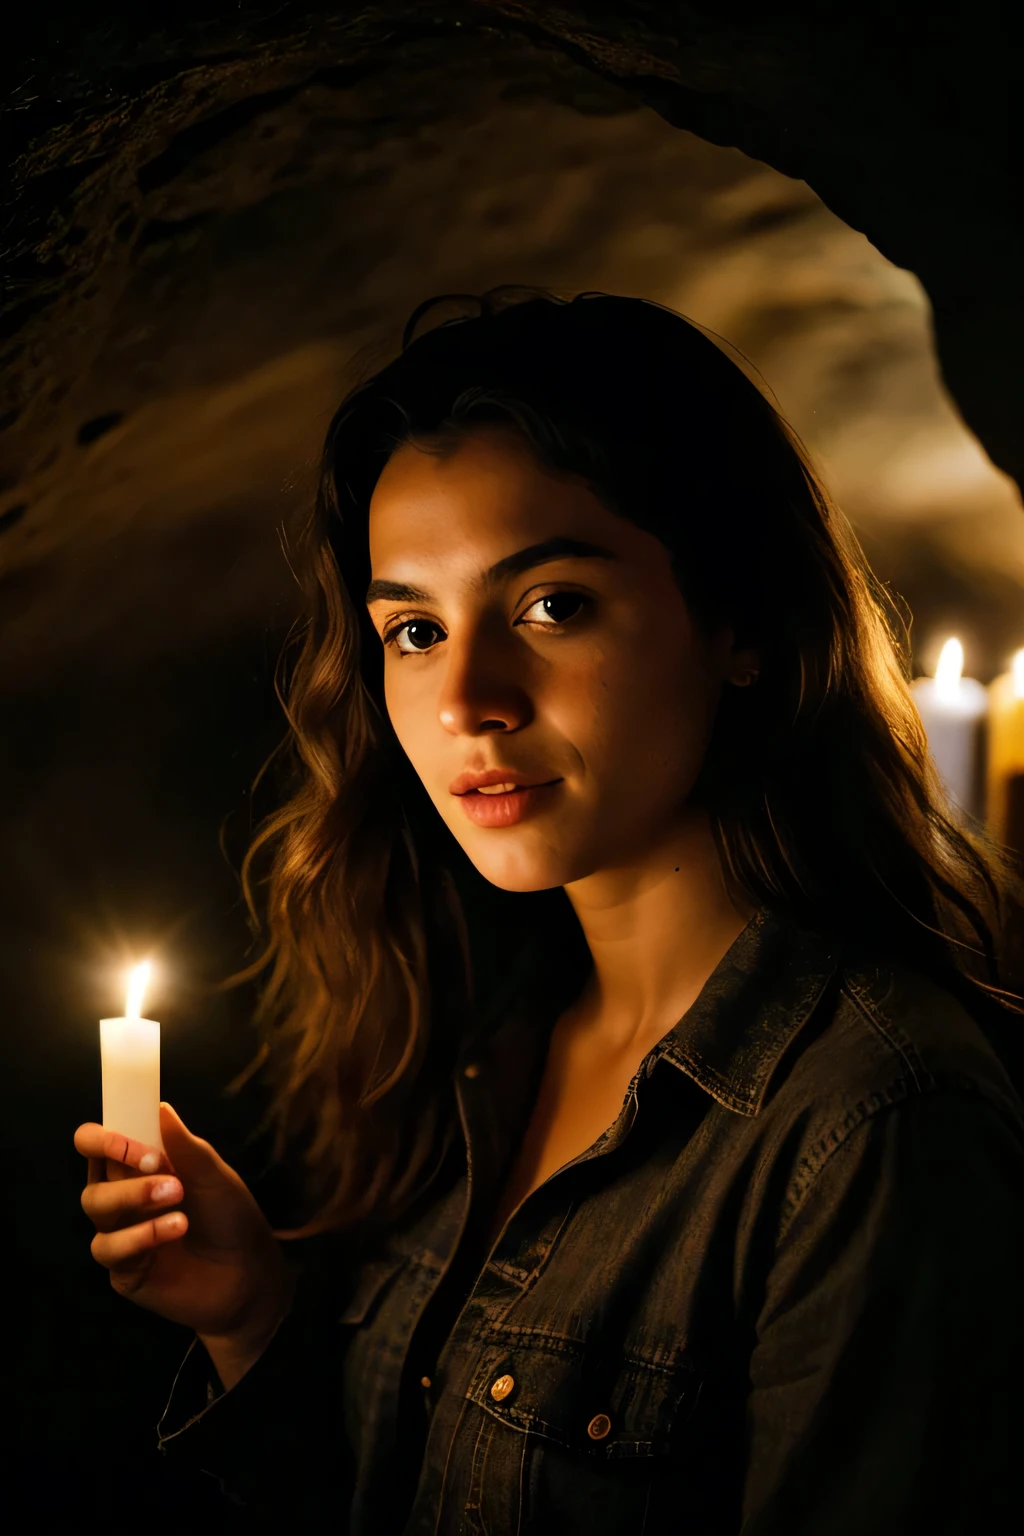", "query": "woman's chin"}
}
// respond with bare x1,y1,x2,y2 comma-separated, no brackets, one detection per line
460,841,579,895
438,801,601,892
